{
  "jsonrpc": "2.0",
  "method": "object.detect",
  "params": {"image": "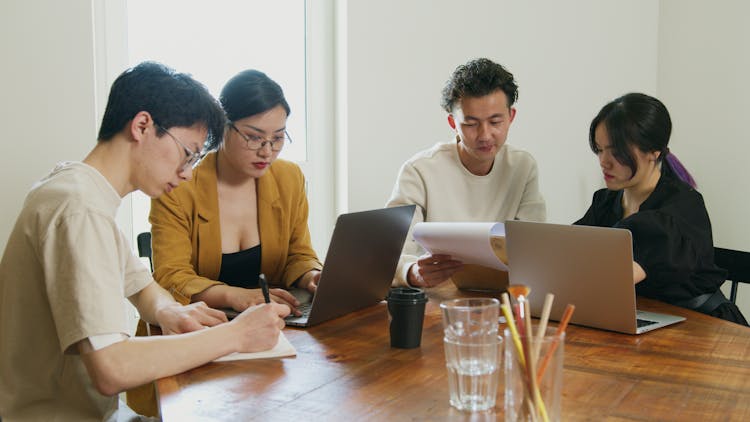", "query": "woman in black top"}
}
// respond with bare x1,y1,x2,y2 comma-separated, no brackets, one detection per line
576,93,747,325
